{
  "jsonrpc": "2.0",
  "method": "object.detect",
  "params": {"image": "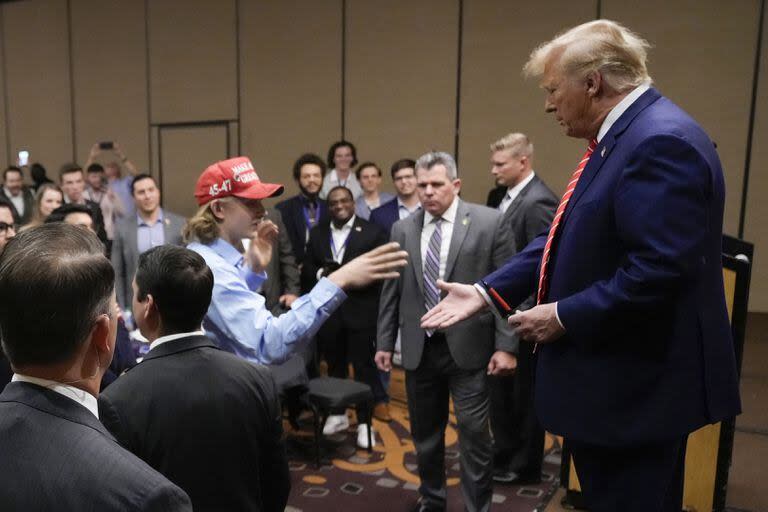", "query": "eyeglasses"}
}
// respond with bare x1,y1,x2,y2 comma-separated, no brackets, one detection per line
0,221,18,234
